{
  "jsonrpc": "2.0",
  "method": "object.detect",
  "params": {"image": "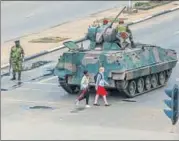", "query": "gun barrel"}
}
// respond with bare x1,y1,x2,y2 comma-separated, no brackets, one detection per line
95,6,126,43
110,6,126,27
